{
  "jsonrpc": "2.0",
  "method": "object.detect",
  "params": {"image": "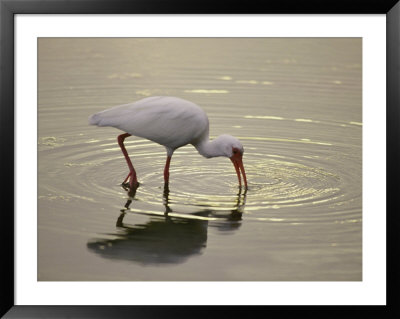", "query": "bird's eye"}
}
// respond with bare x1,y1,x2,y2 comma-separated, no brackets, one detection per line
233,149,238,154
